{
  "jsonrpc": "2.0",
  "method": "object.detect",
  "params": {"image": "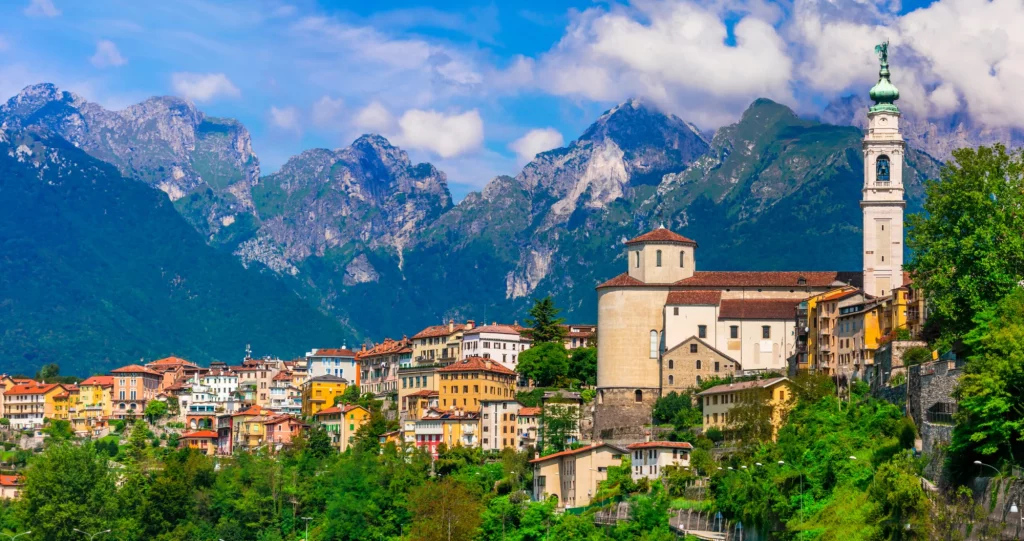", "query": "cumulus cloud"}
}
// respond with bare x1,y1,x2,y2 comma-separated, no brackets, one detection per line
311,95,344,128
353,101,396,133
393,109,484,158
510,128,565,164
24,0,60,17
170,72,240,102
90,40,127,68
270,106,301,133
